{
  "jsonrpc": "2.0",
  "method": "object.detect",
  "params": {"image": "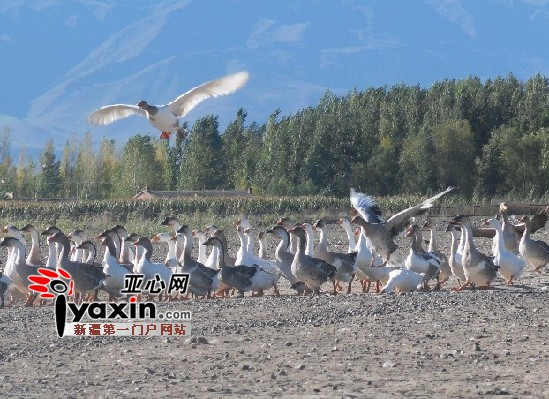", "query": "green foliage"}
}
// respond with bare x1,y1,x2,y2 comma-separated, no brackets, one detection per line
178,116,224,190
